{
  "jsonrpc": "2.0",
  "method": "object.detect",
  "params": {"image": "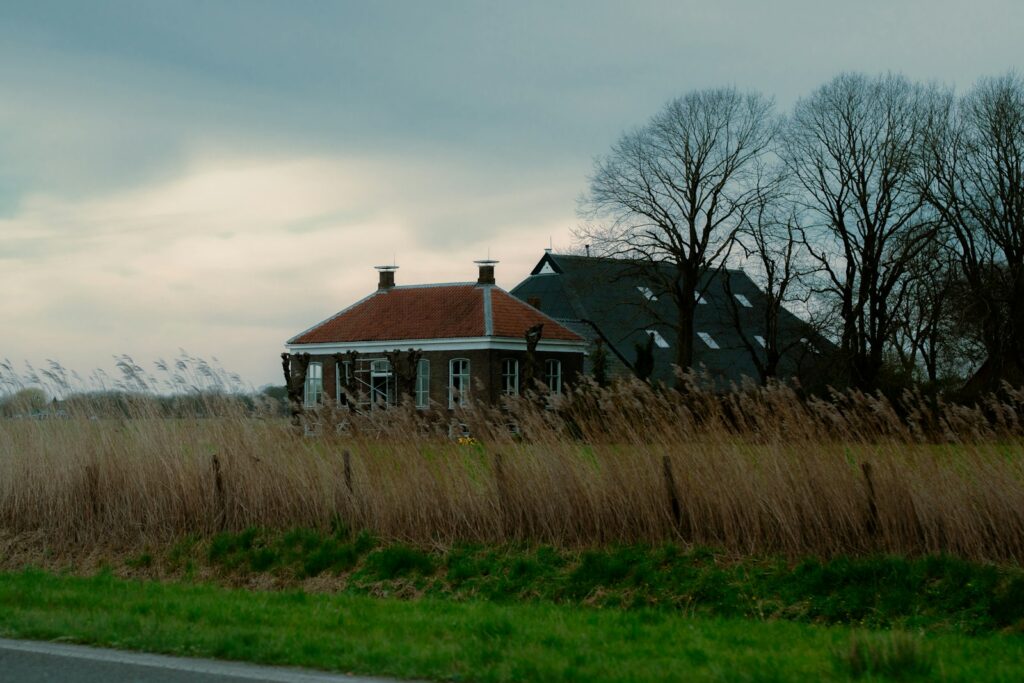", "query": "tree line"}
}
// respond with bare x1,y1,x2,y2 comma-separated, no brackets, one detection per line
577,71,1024,398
